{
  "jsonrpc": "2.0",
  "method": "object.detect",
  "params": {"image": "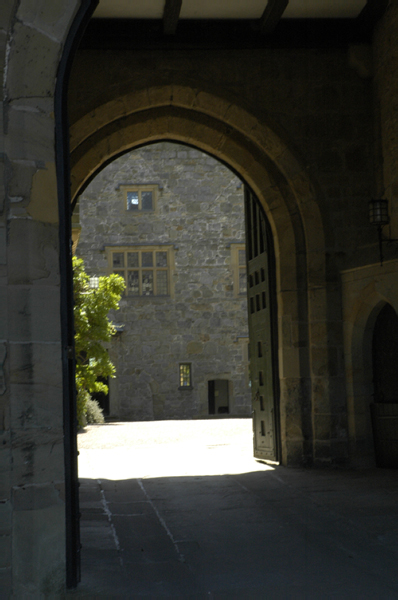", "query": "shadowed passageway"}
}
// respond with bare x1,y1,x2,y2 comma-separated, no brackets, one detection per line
72,420,398,598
